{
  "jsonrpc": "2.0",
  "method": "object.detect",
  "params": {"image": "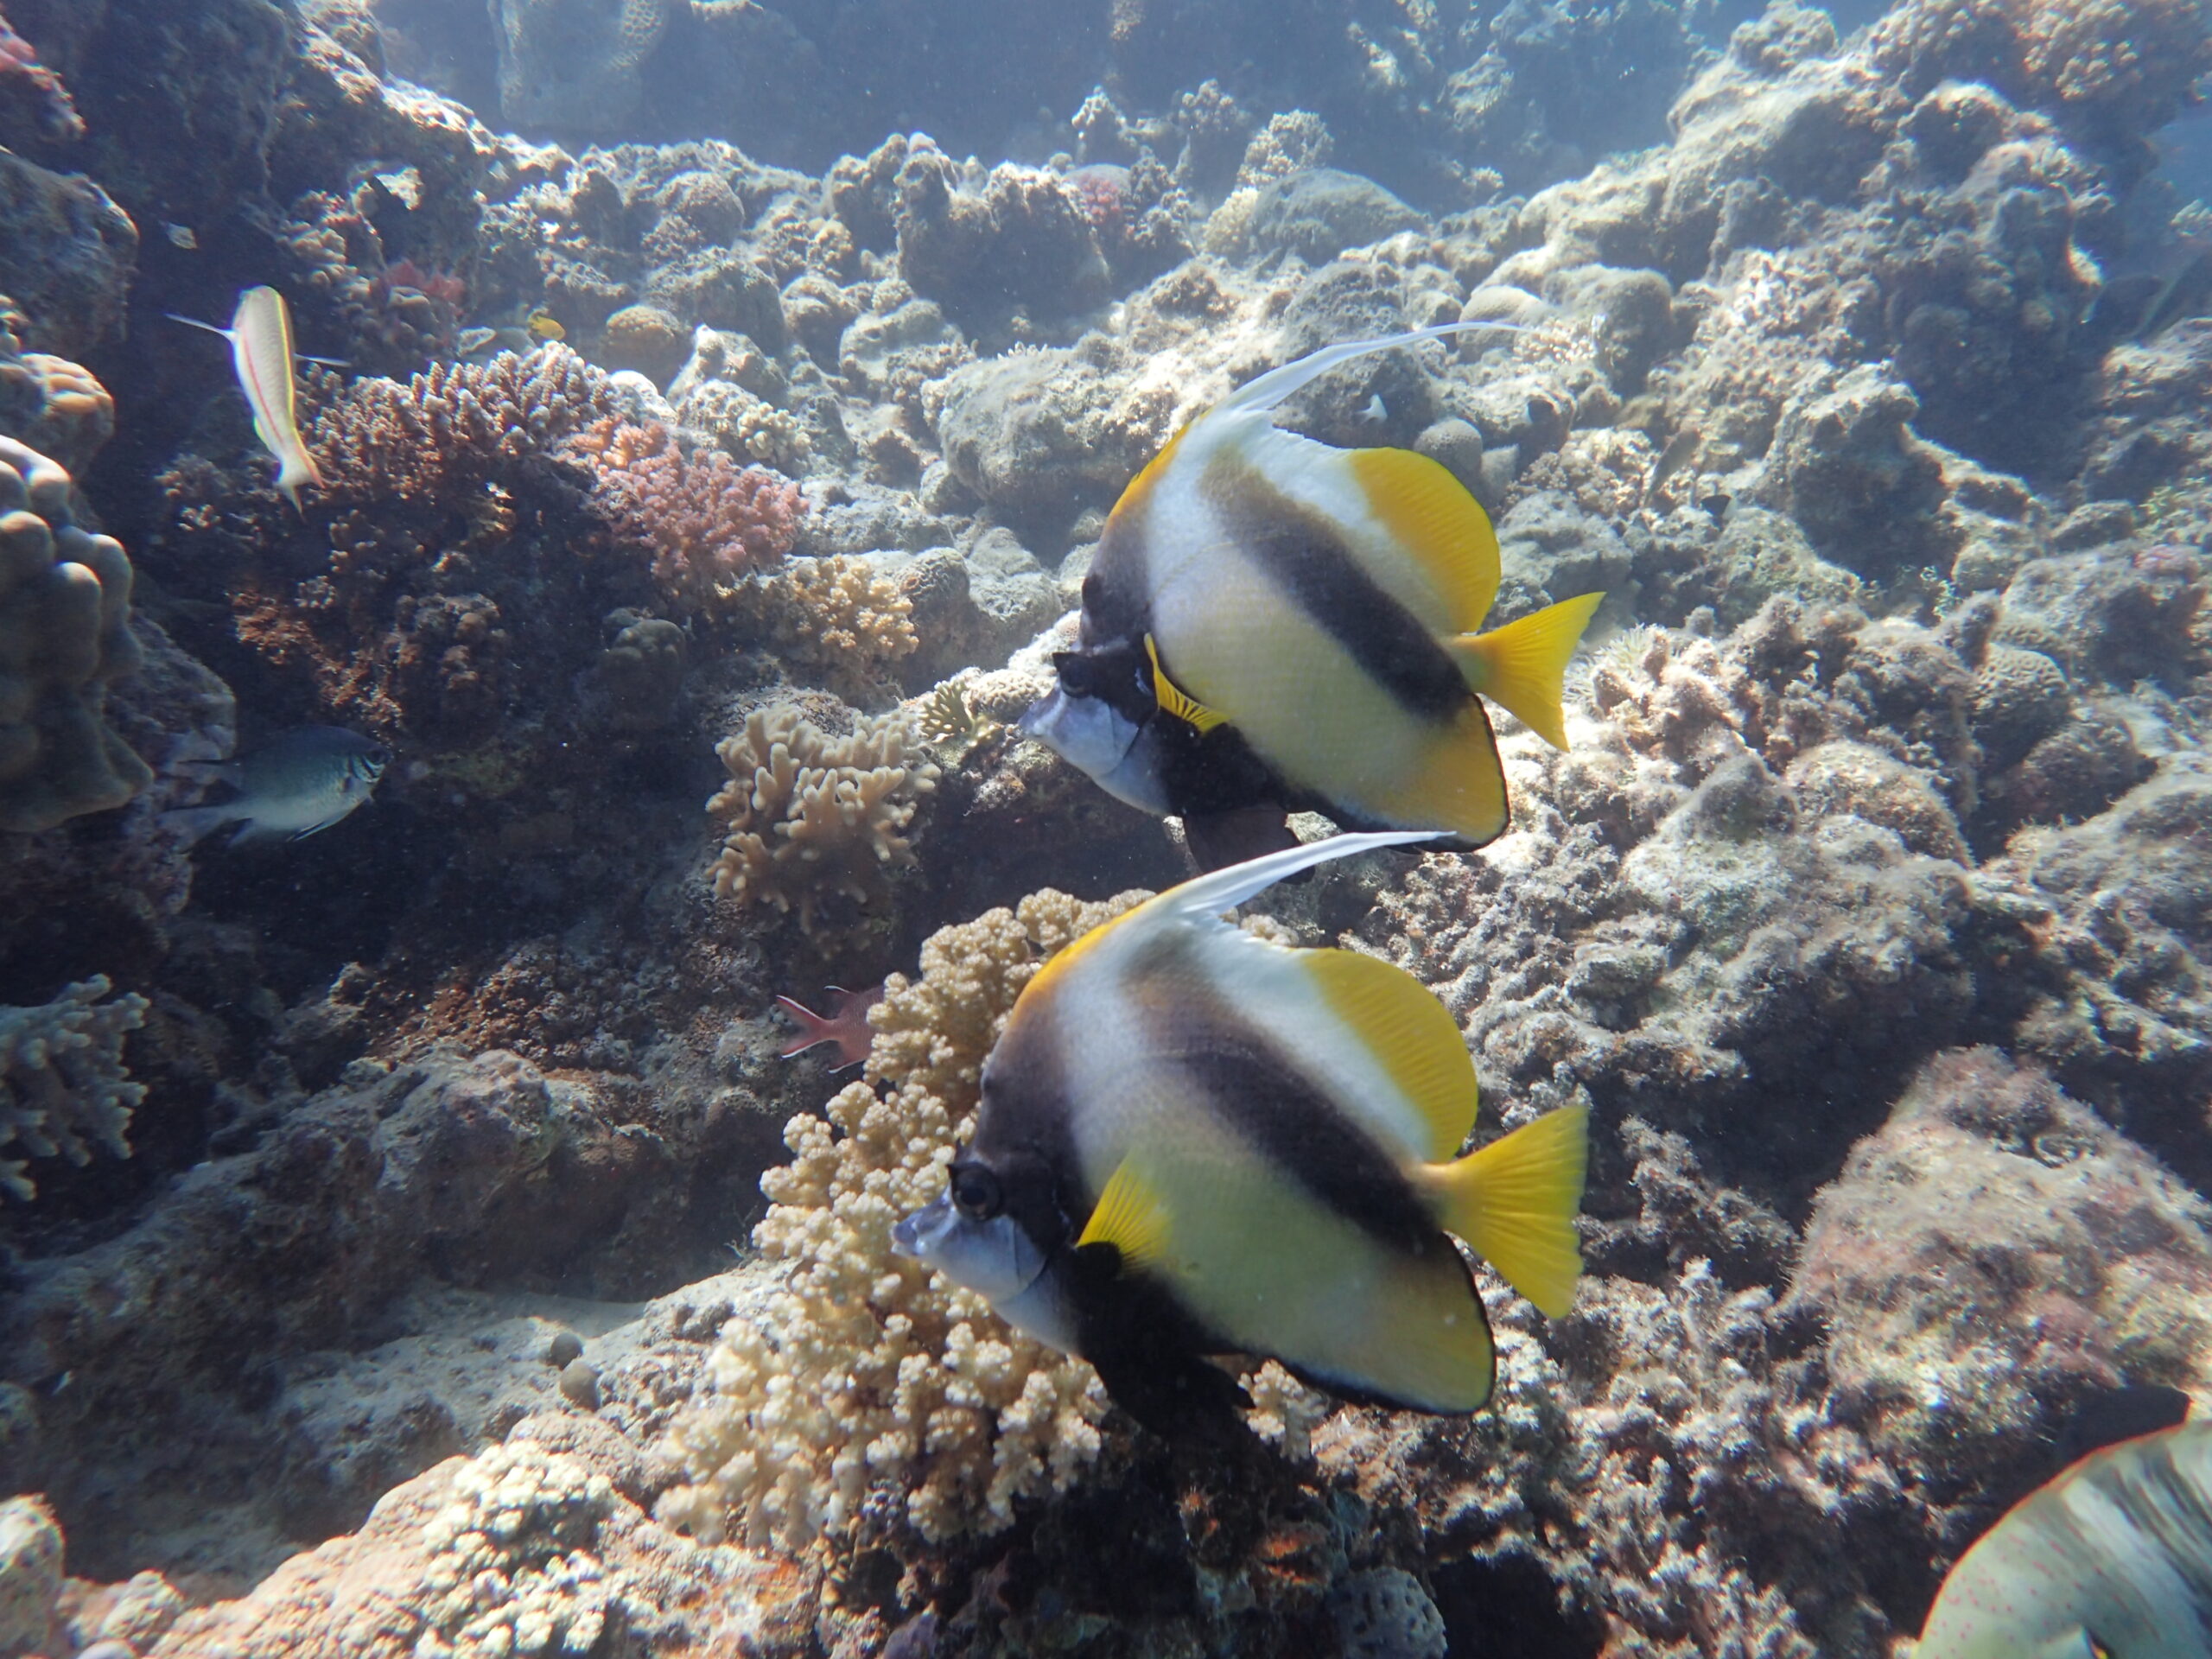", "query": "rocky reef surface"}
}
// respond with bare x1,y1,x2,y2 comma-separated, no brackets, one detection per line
1,0,2210,1655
